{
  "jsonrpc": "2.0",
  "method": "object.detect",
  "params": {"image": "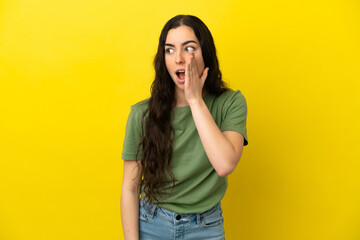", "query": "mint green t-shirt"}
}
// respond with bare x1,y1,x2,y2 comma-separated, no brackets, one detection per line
122,90,248,214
